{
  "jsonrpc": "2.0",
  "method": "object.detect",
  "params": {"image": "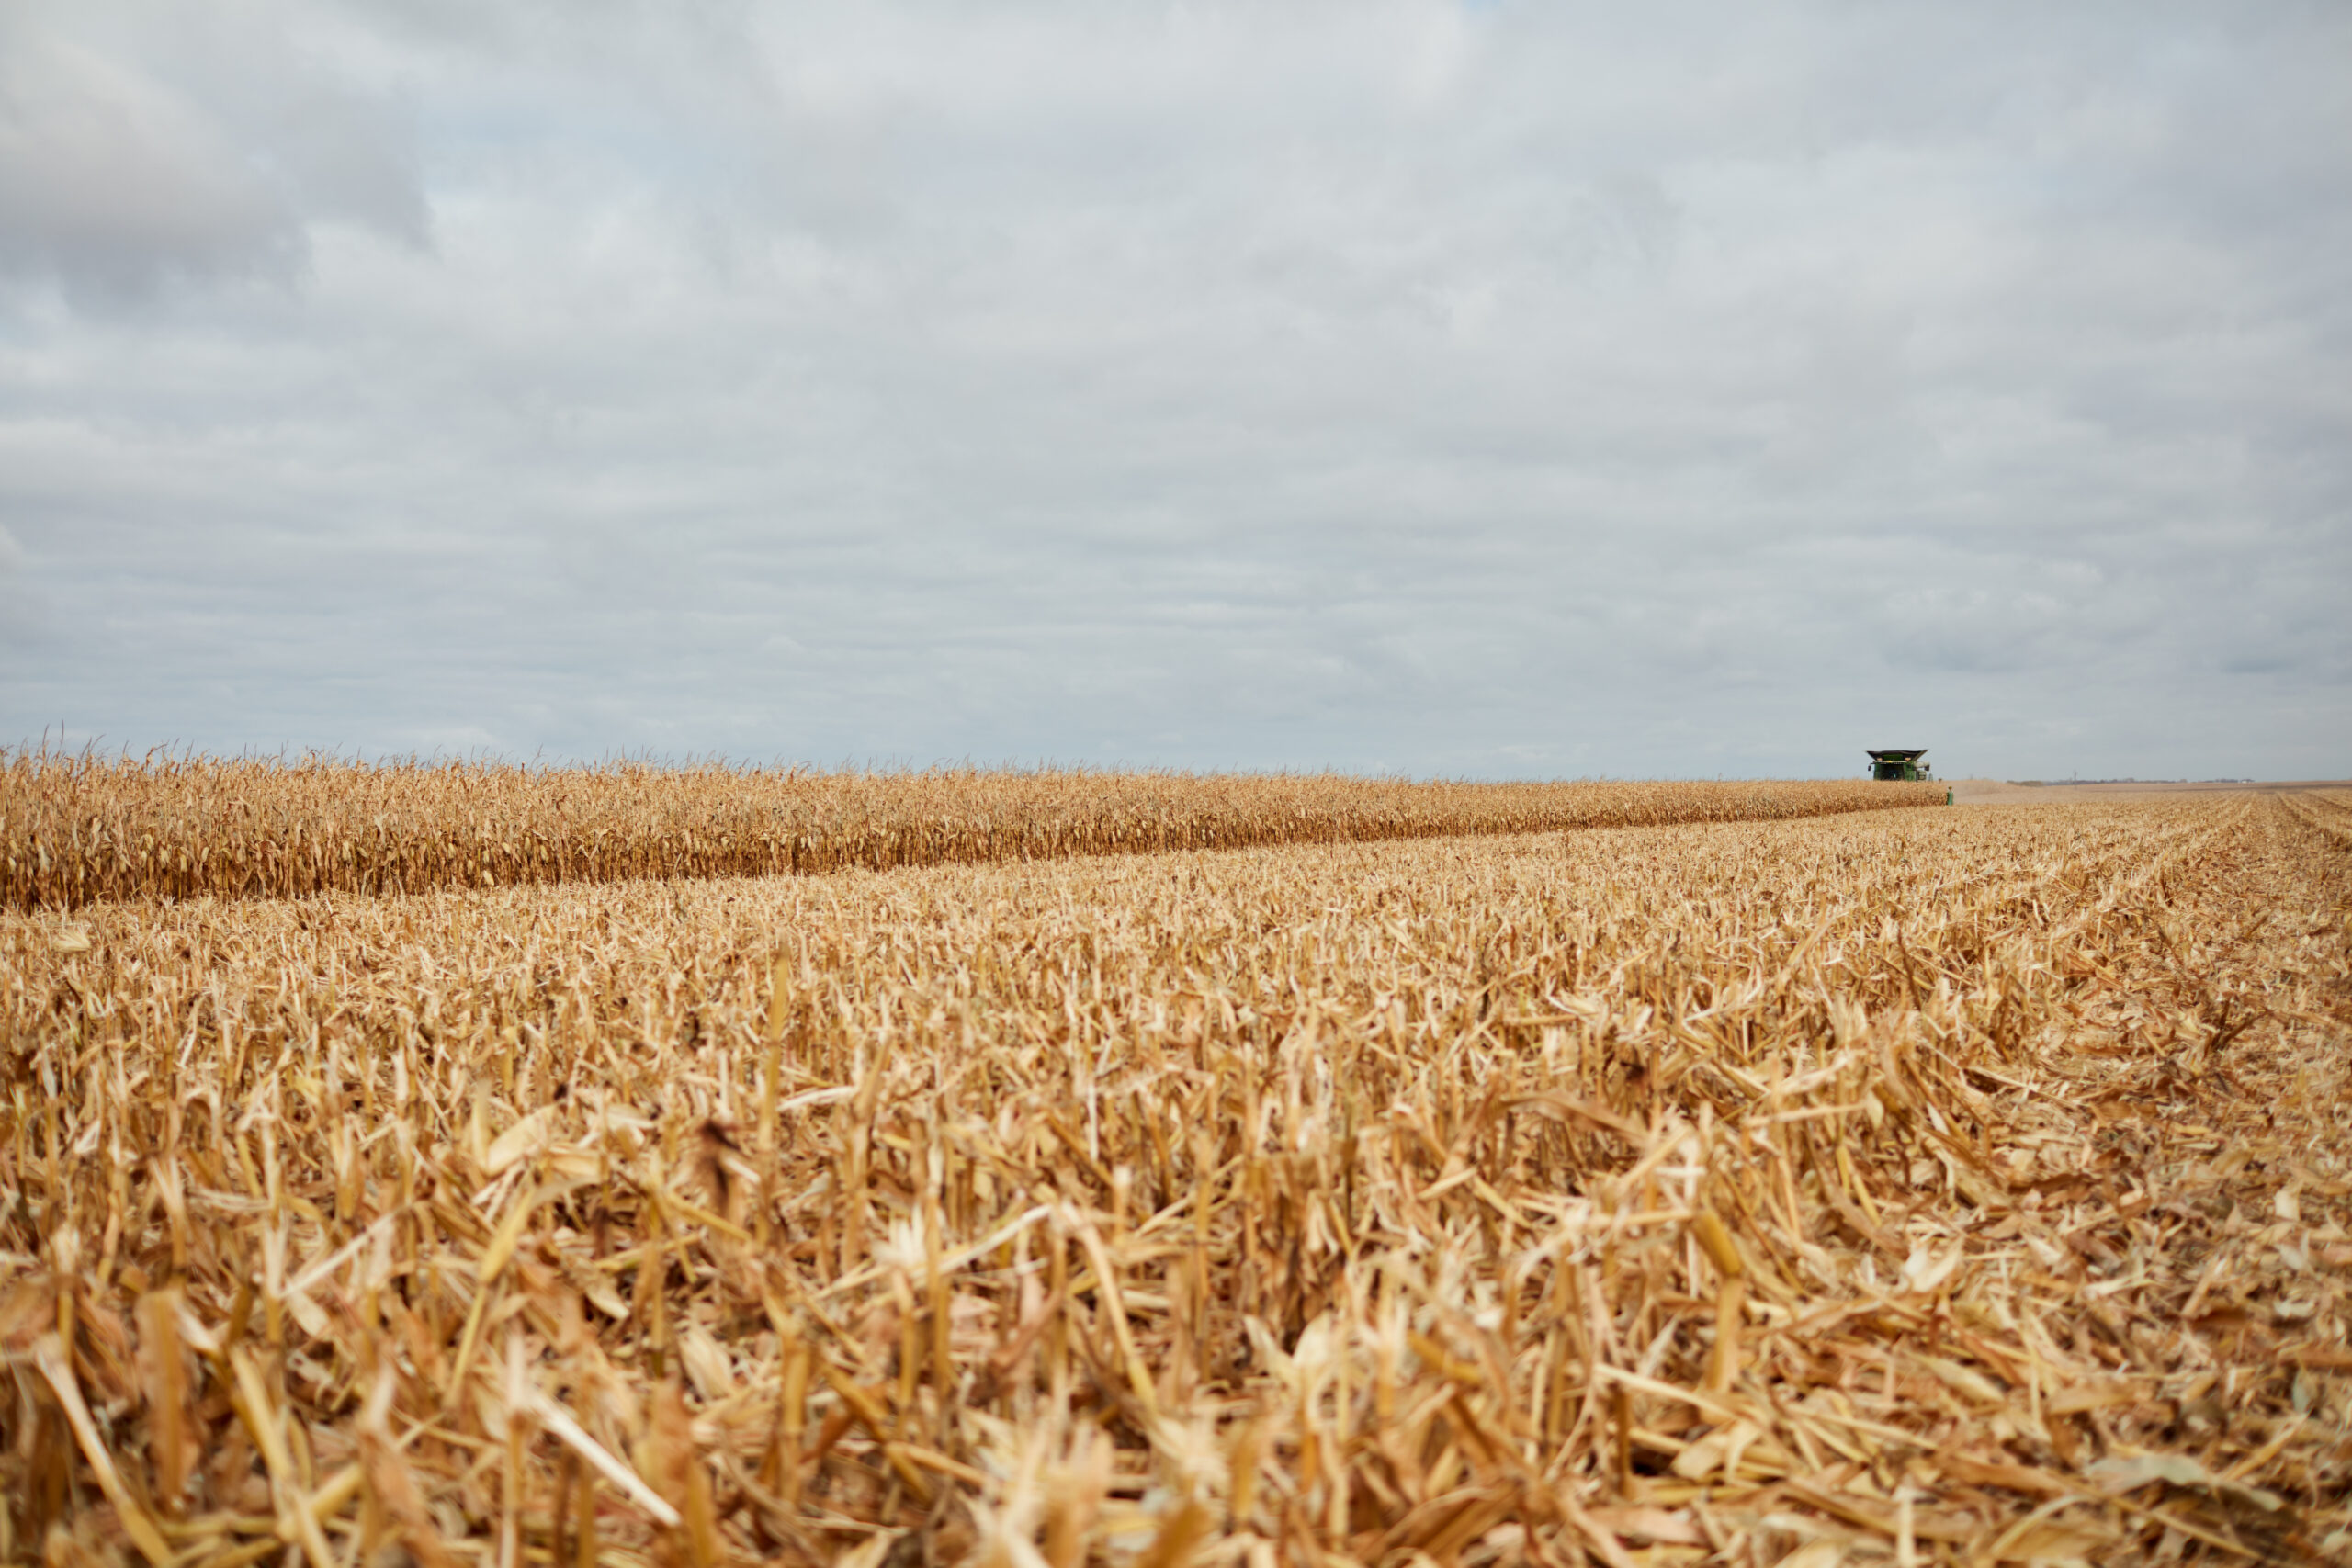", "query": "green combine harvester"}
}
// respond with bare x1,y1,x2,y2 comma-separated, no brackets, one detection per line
1867,747,1932,782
